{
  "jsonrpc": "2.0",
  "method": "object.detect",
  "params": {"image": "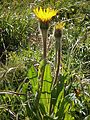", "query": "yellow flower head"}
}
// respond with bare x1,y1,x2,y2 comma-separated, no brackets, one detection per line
33,7,58,22
55,22,65,30
54,22,65,38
